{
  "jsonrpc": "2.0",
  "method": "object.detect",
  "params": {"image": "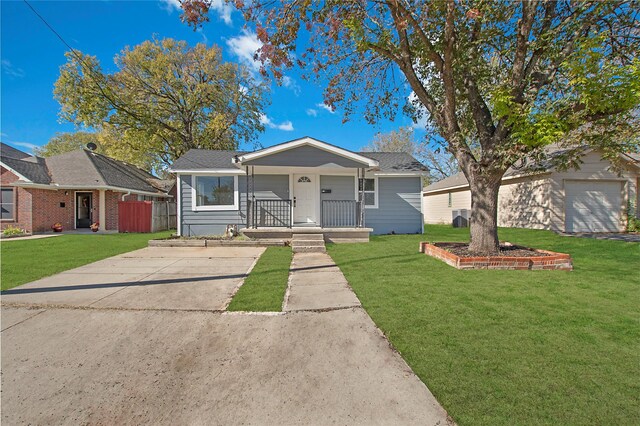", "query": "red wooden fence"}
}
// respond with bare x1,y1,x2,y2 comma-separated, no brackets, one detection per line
118,201,152,233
